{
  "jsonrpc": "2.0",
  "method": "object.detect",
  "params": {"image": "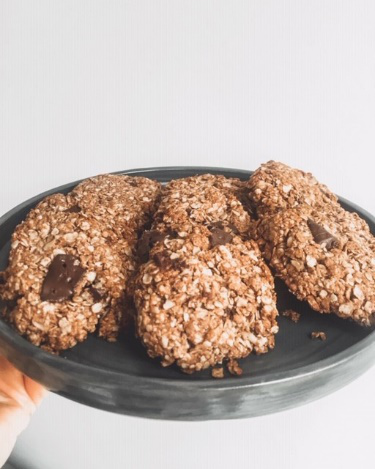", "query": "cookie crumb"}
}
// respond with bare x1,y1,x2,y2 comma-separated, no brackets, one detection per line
282,309,301,323
227,359,243,376
310,331,327,341
211,367,224,379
